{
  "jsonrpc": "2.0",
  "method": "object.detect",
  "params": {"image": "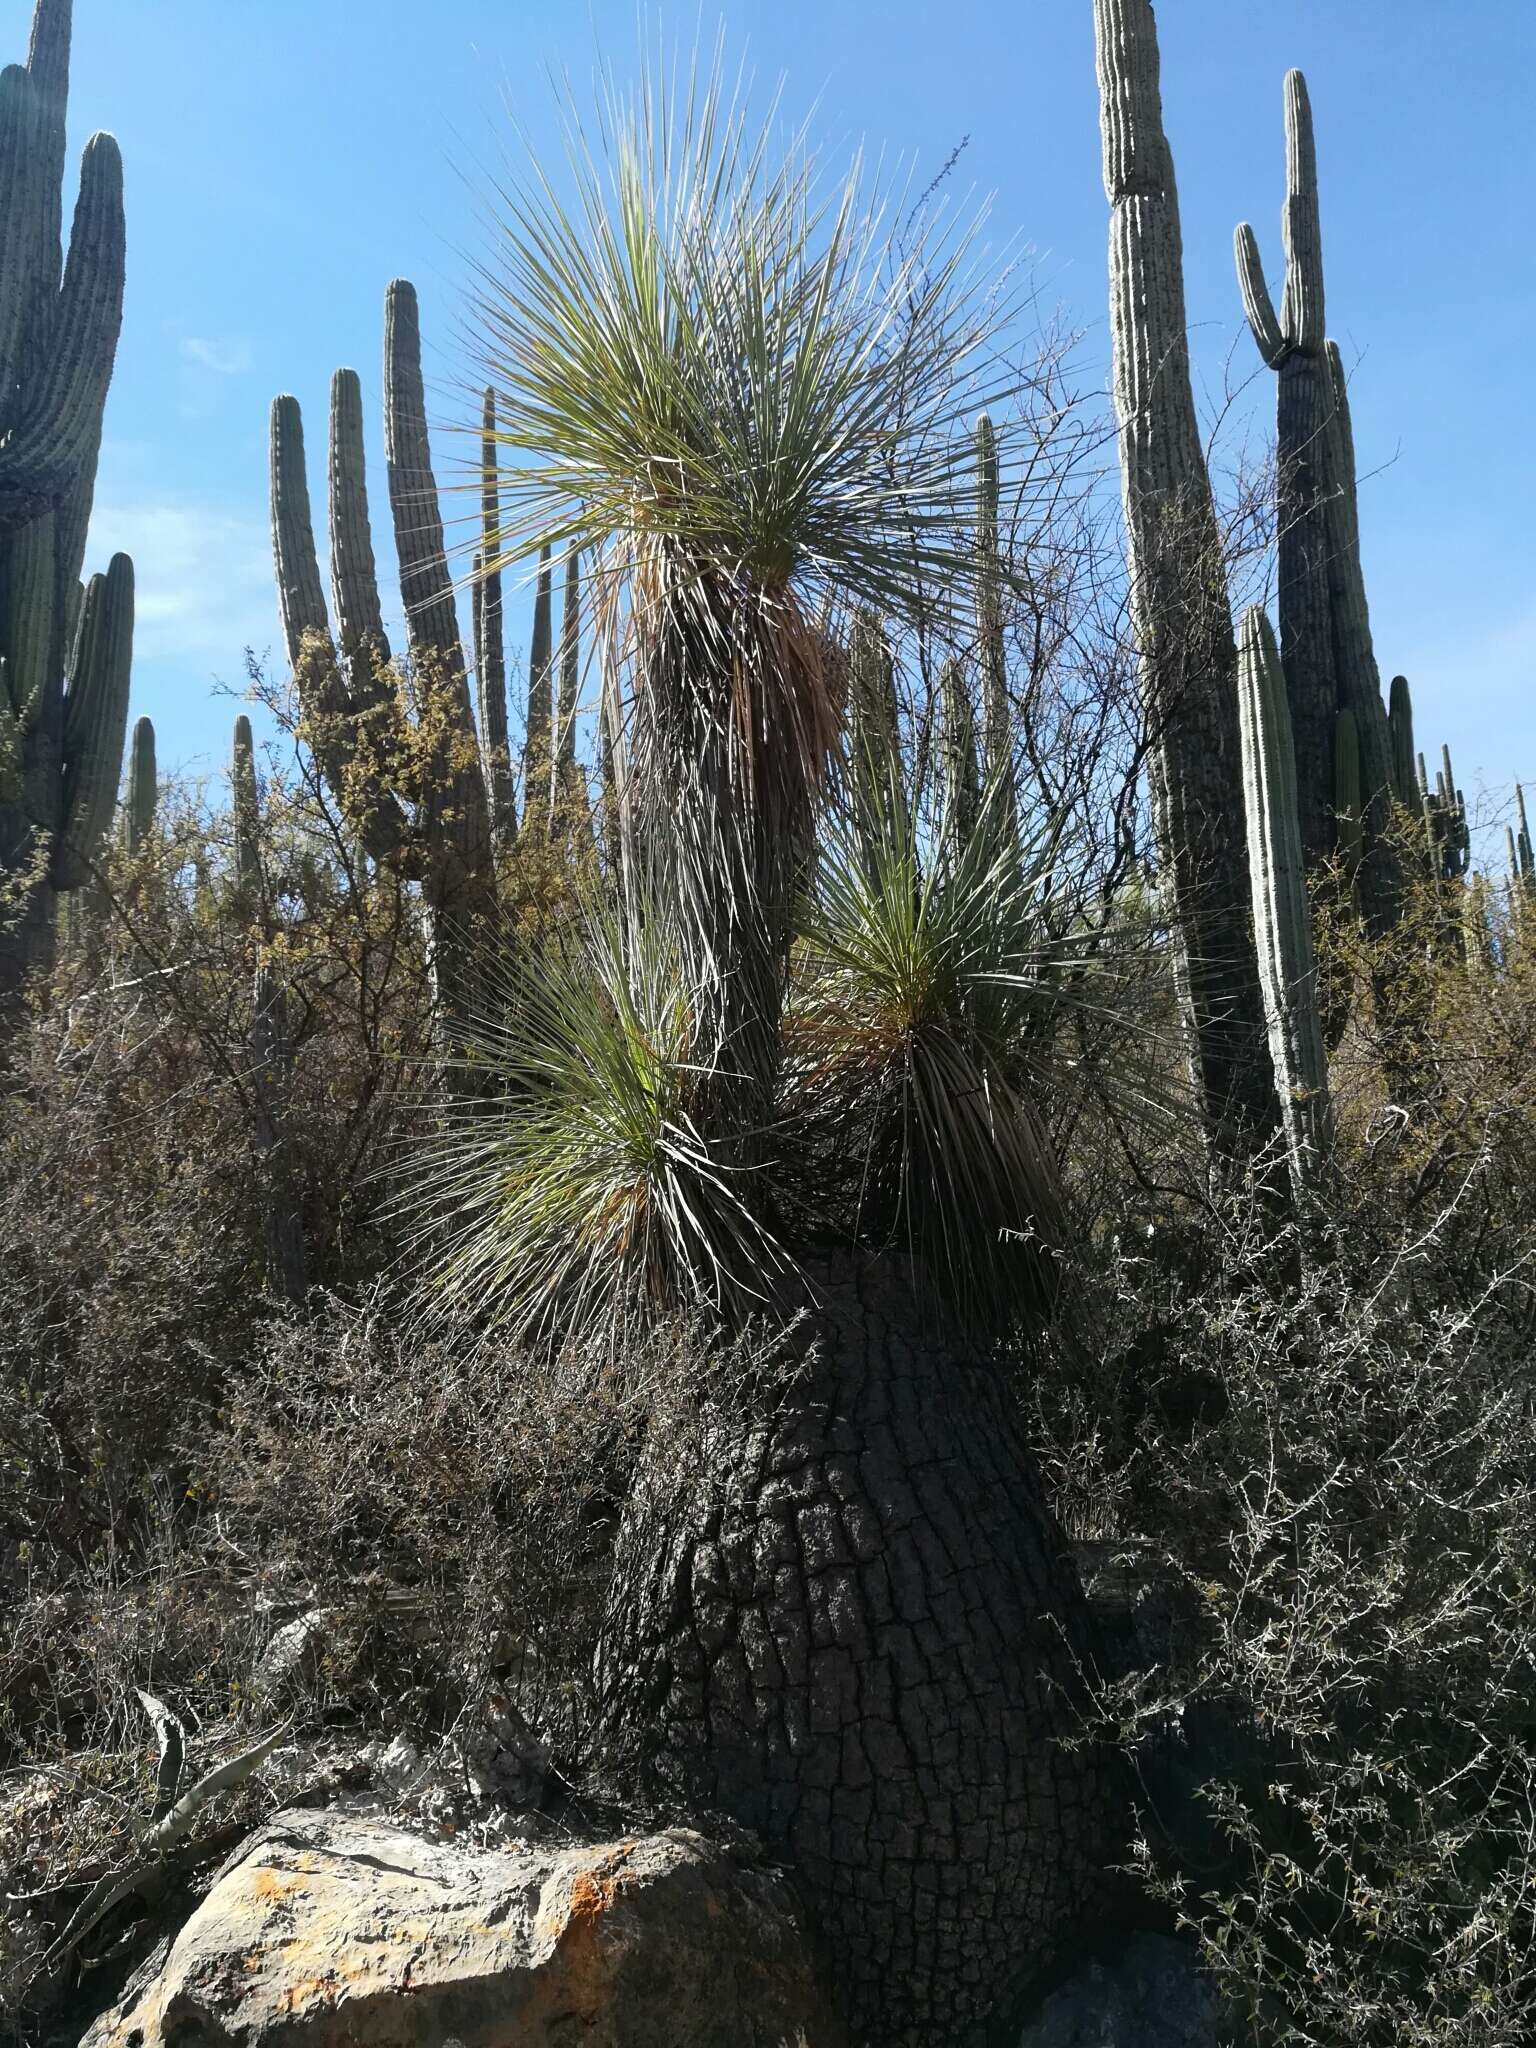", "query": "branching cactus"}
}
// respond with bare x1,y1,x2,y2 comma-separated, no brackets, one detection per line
1235,71,1341,872
1423,741,1470,885
1093,0,1278,1156
1236,605,1333,1203
270,280,496,1034
0,0,133,1011
230,712,306,1301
